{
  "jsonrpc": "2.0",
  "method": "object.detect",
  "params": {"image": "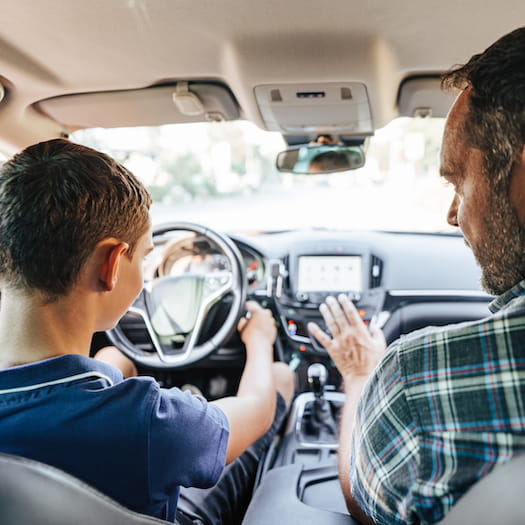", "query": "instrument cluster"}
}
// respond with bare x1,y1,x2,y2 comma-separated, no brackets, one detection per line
149,232,266,289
